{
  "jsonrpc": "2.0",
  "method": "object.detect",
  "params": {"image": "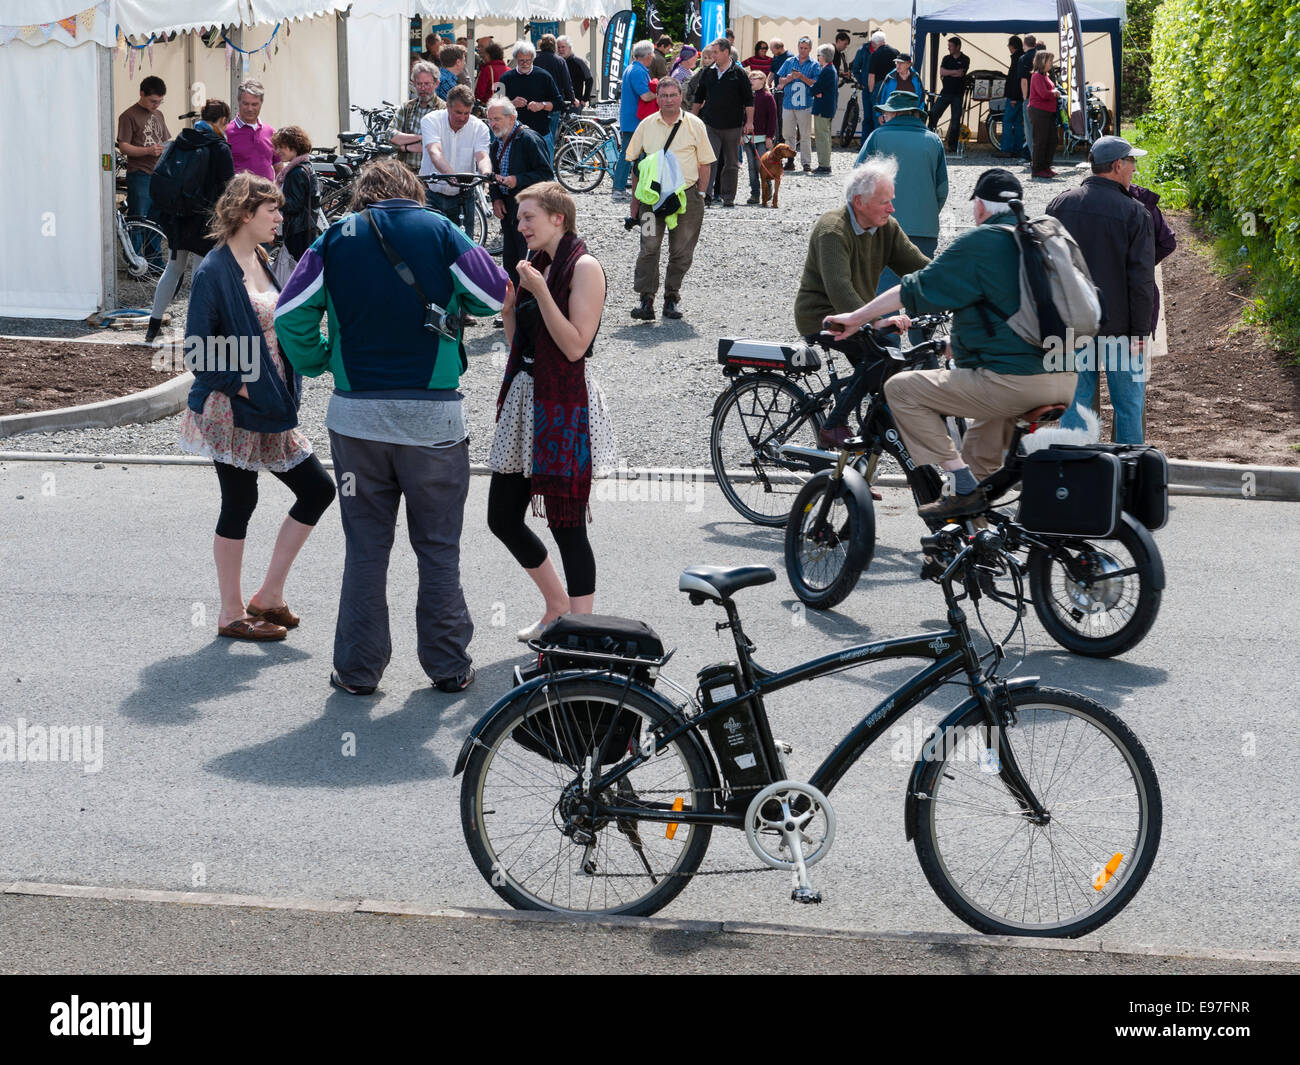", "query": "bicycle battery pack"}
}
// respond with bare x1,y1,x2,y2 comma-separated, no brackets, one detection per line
697,664,776,810
1018,446,1122,537
717,338,821,376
